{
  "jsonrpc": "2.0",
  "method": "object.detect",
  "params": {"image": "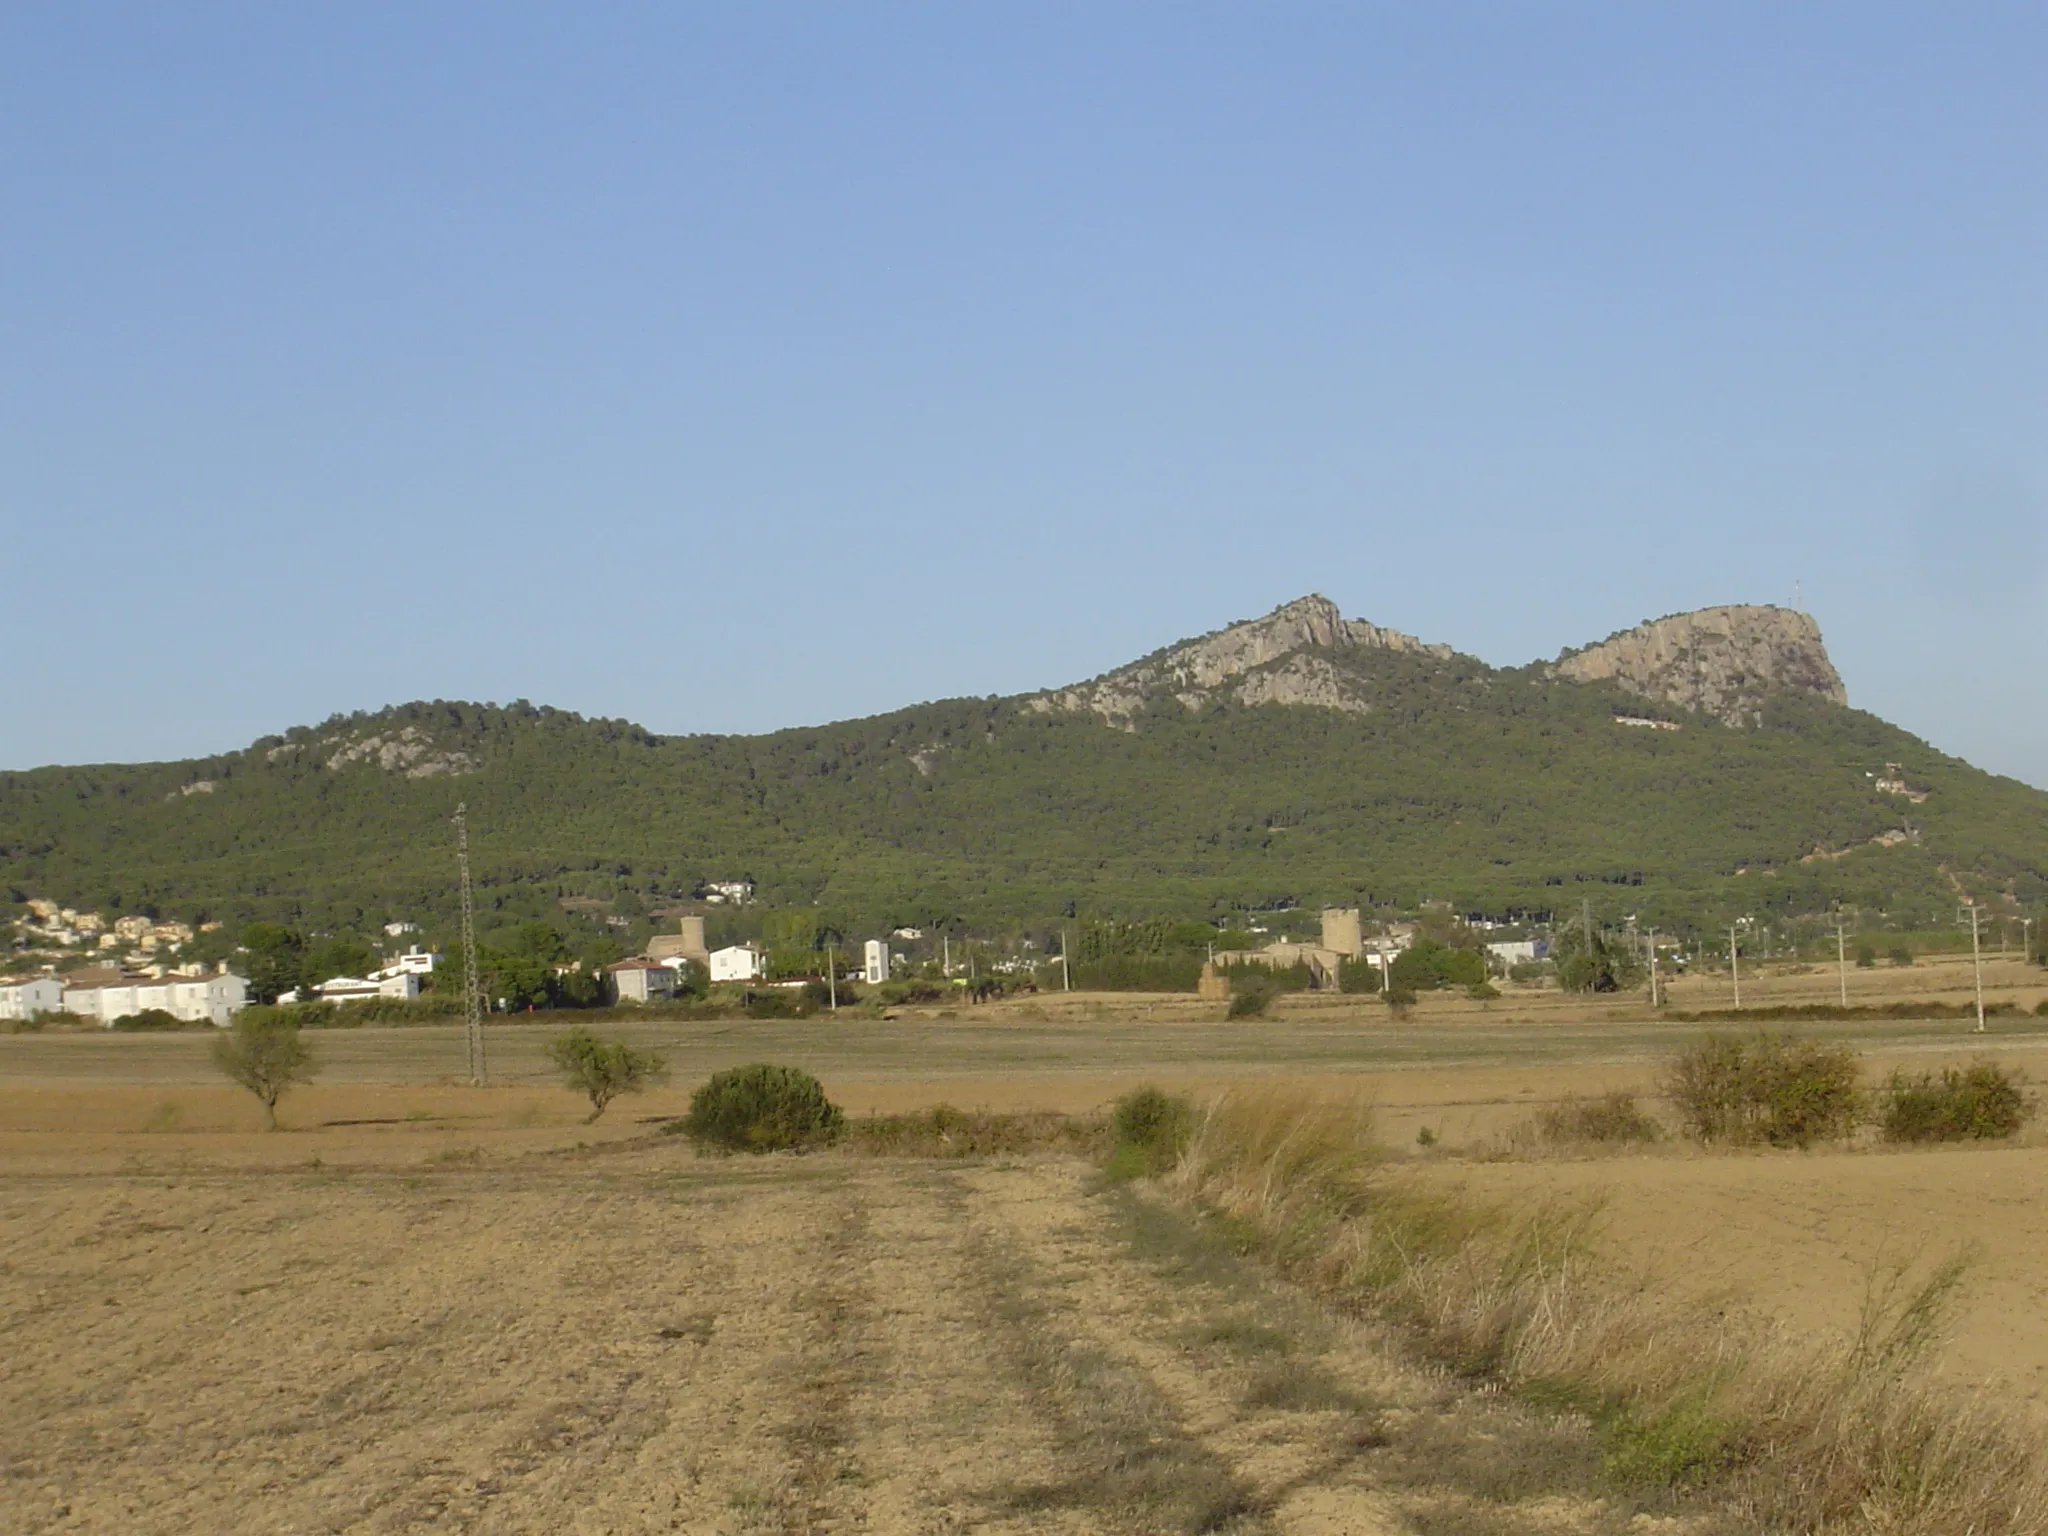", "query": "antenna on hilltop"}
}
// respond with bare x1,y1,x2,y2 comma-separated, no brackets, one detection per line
455,803,486,1085
1794,578,1804,612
